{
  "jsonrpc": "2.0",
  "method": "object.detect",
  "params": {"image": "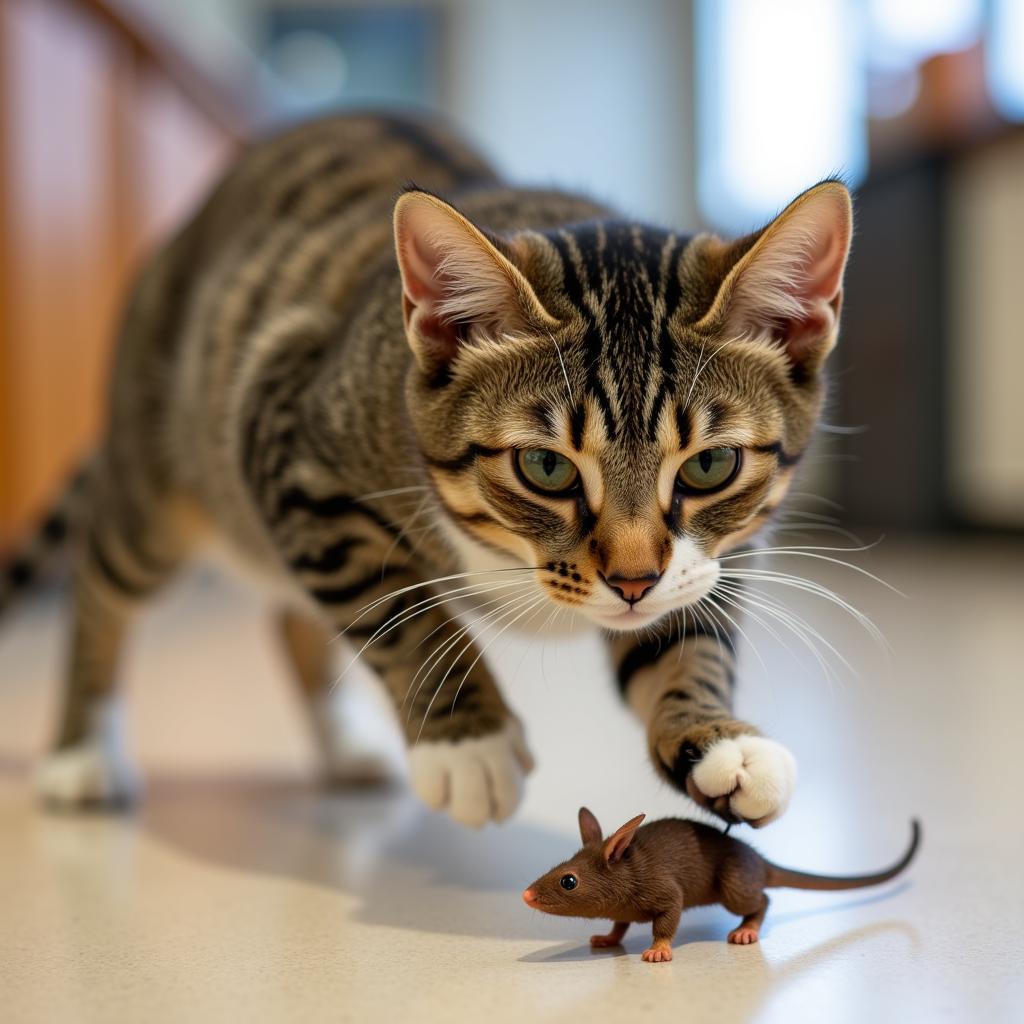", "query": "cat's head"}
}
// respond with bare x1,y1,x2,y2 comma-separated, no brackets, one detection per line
394,182,852,632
